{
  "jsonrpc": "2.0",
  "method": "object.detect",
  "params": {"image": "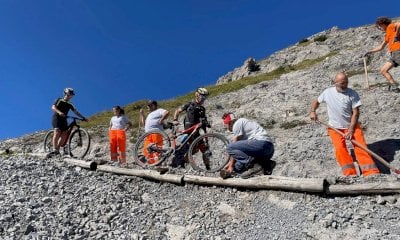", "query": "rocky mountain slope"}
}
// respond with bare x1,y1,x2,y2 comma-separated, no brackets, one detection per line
1,22,400,239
